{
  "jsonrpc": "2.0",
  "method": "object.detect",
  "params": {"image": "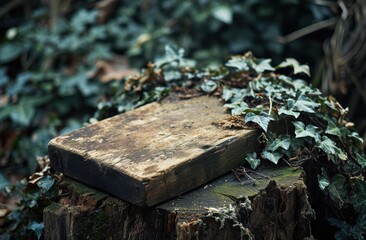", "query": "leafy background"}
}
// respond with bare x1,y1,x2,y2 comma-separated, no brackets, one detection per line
0,0,365,239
